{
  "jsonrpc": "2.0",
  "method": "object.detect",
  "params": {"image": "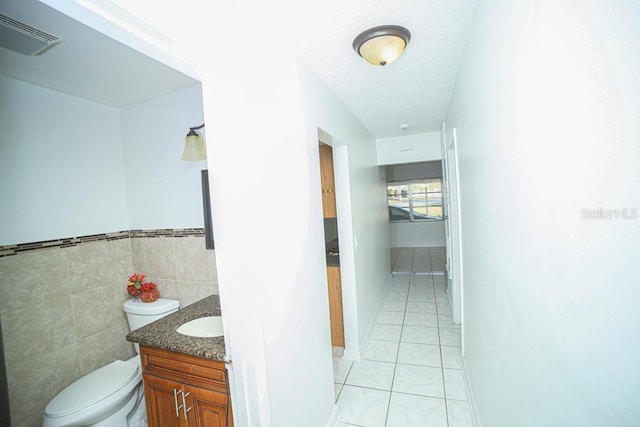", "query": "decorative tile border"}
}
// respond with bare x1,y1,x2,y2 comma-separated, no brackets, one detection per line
0,228,205,257
129,228,205,239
